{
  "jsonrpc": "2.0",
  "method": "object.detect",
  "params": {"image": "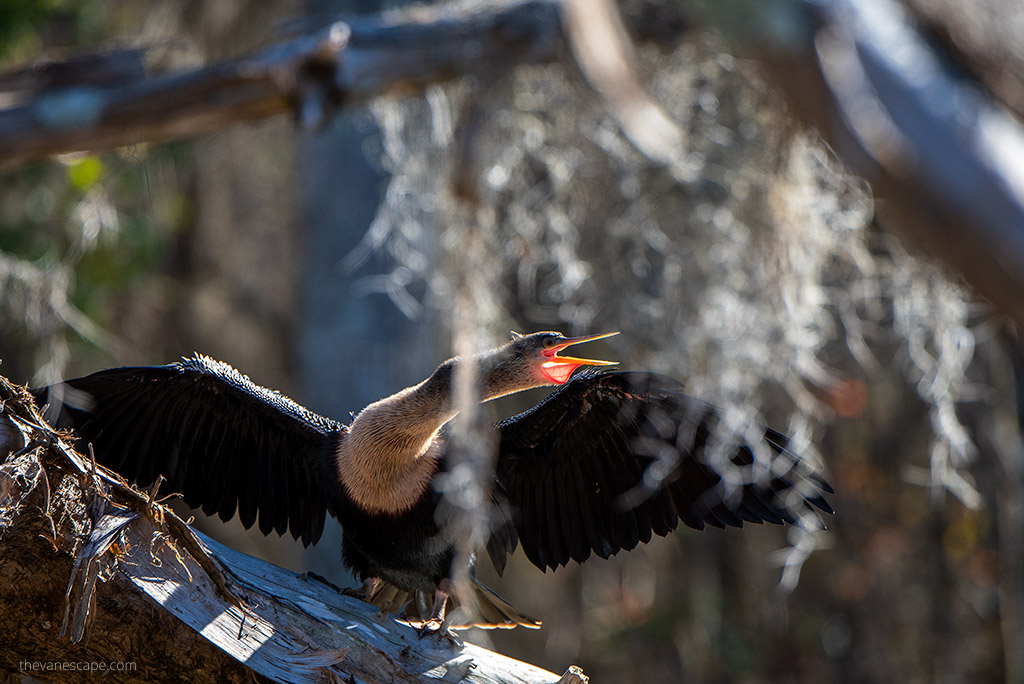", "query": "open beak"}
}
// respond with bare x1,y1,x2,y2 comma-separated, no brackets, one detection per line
539,332,619,384
543,332,619,365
